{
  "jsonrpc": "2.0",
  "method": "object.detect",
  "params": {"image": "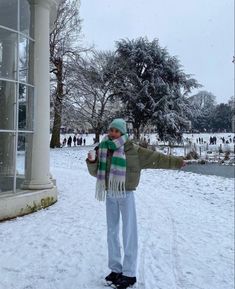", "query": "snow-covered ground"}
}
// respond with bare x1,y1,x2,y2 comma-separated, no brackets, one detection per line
60,132,235,147
59,133,235,155
1,146,234,289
